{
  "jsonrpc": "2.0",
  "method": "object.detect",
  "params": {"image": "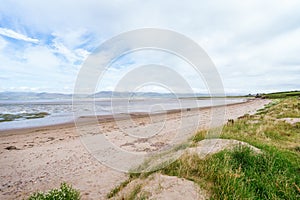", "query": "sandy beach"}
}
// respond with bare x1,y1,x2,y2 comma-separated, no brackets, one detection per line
0,99,270,199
